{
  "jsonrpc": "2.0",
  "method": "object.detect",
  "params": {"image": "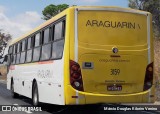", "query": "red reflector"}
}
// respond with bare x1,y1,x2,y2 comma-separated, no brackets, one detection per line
110,55,120,57
72,96,78,98
70,60,84,91
150,95,154,97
